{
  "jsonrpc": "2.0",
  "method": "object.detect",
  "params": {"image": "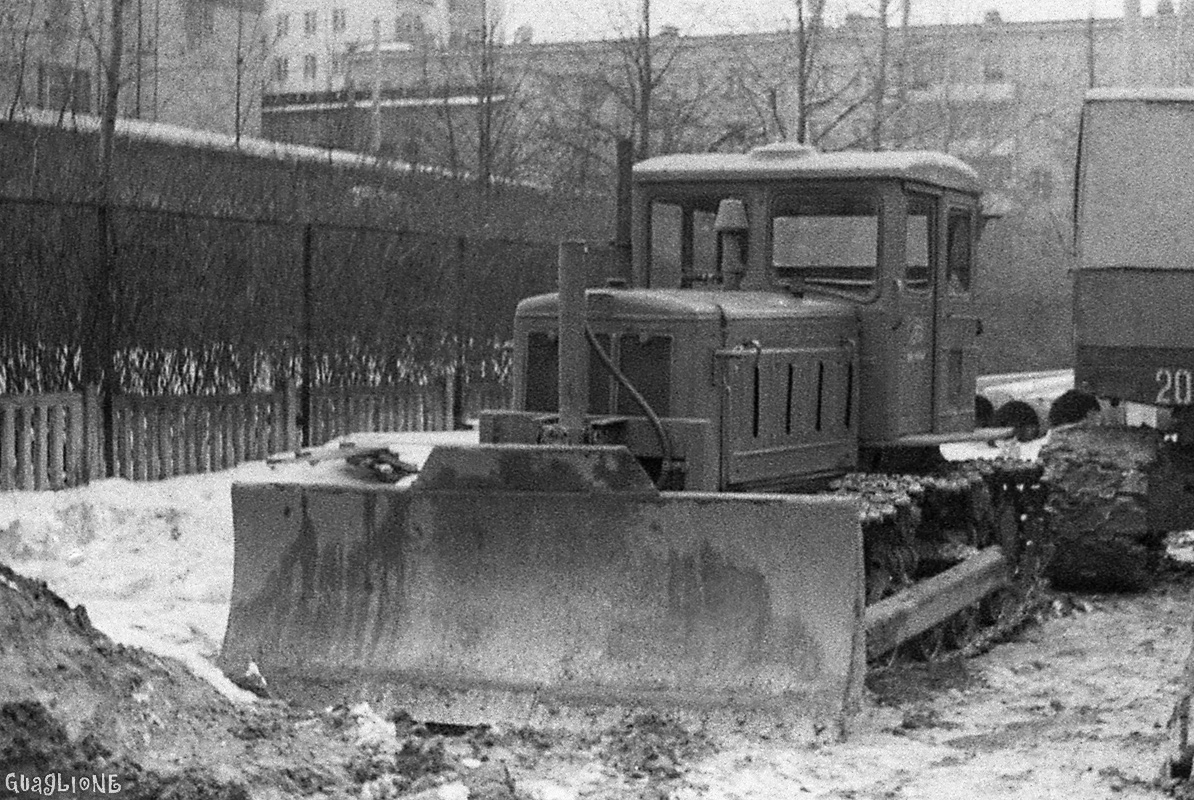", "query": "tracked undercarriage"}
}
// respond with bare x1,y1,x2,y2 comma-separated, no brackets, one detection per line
836,459,1050,663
